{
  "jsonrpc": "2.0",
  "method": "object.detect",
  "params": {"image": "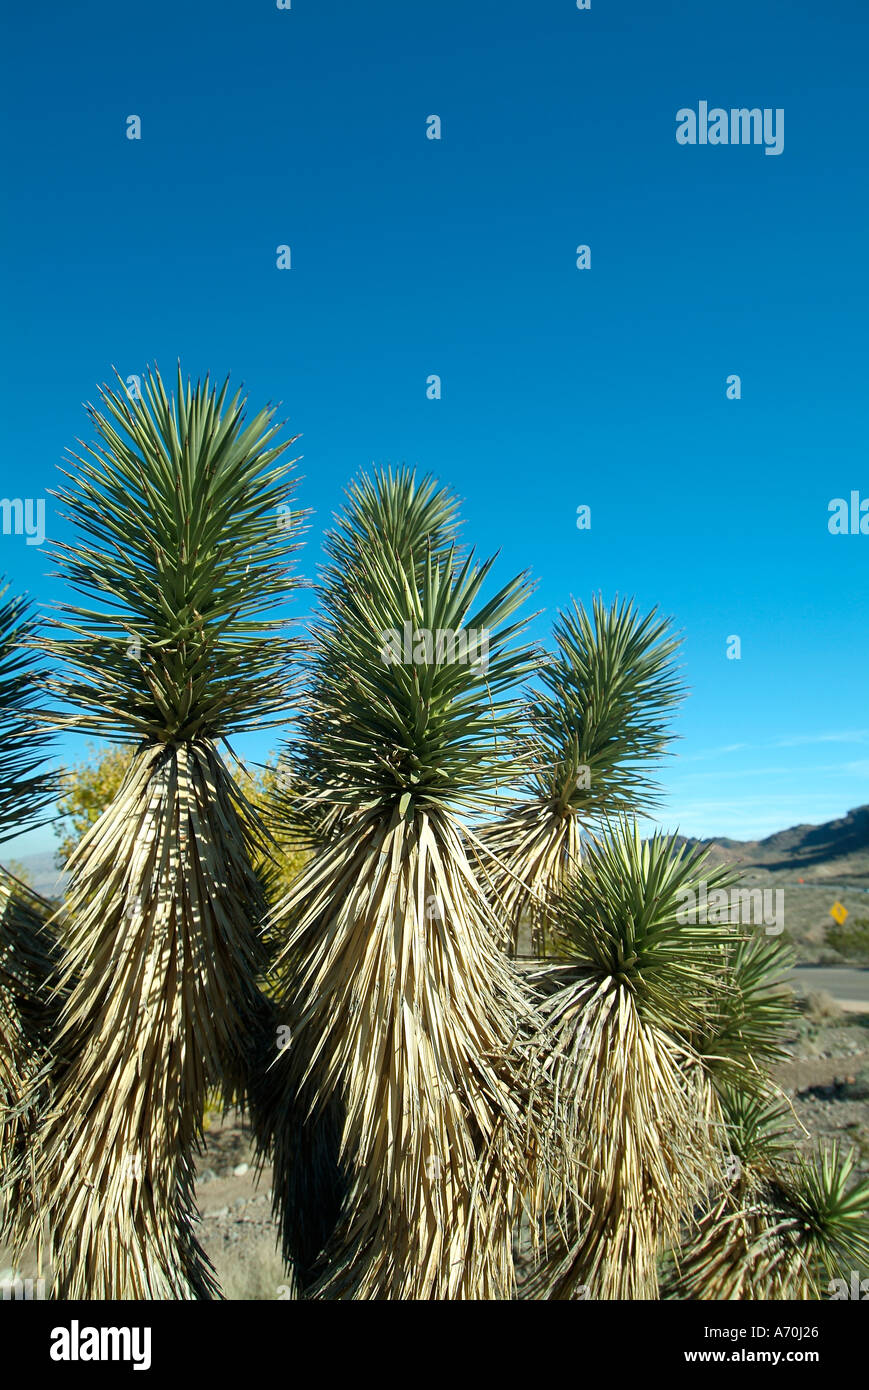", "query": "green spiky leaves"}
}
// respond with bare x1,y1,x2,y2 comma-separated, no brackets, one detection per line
671,1092,869,1300
716,1086,795,1172
42,365,302,743
477,597,683,954
691,934,796,1098
530,595,683,820
323,467,462,590
551,821,741,1036
0,584,55,843
296,470,539,817
788,1144,869,1287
